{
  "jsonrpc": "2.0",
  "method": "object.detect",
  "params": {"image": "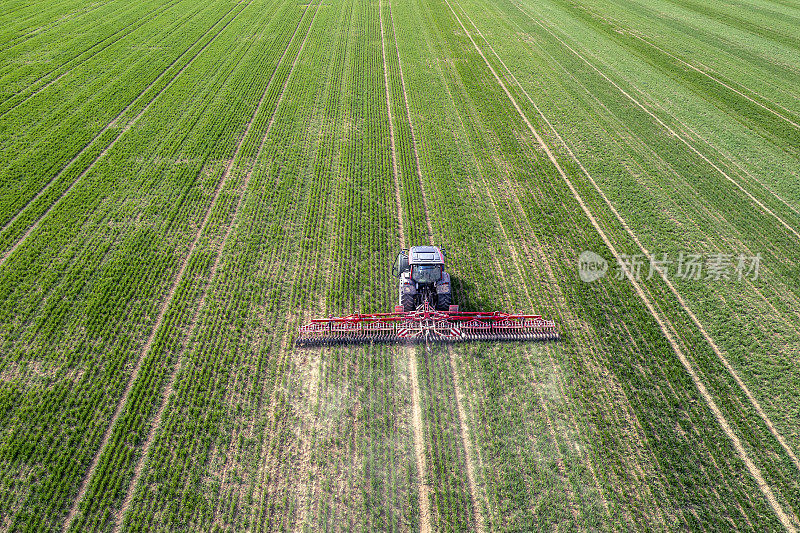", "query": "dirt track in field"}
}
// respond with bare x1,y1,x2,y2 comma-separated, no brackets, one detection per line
445,1,798,528
447,346,487,532
380,0,432,528
388,1,433,242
